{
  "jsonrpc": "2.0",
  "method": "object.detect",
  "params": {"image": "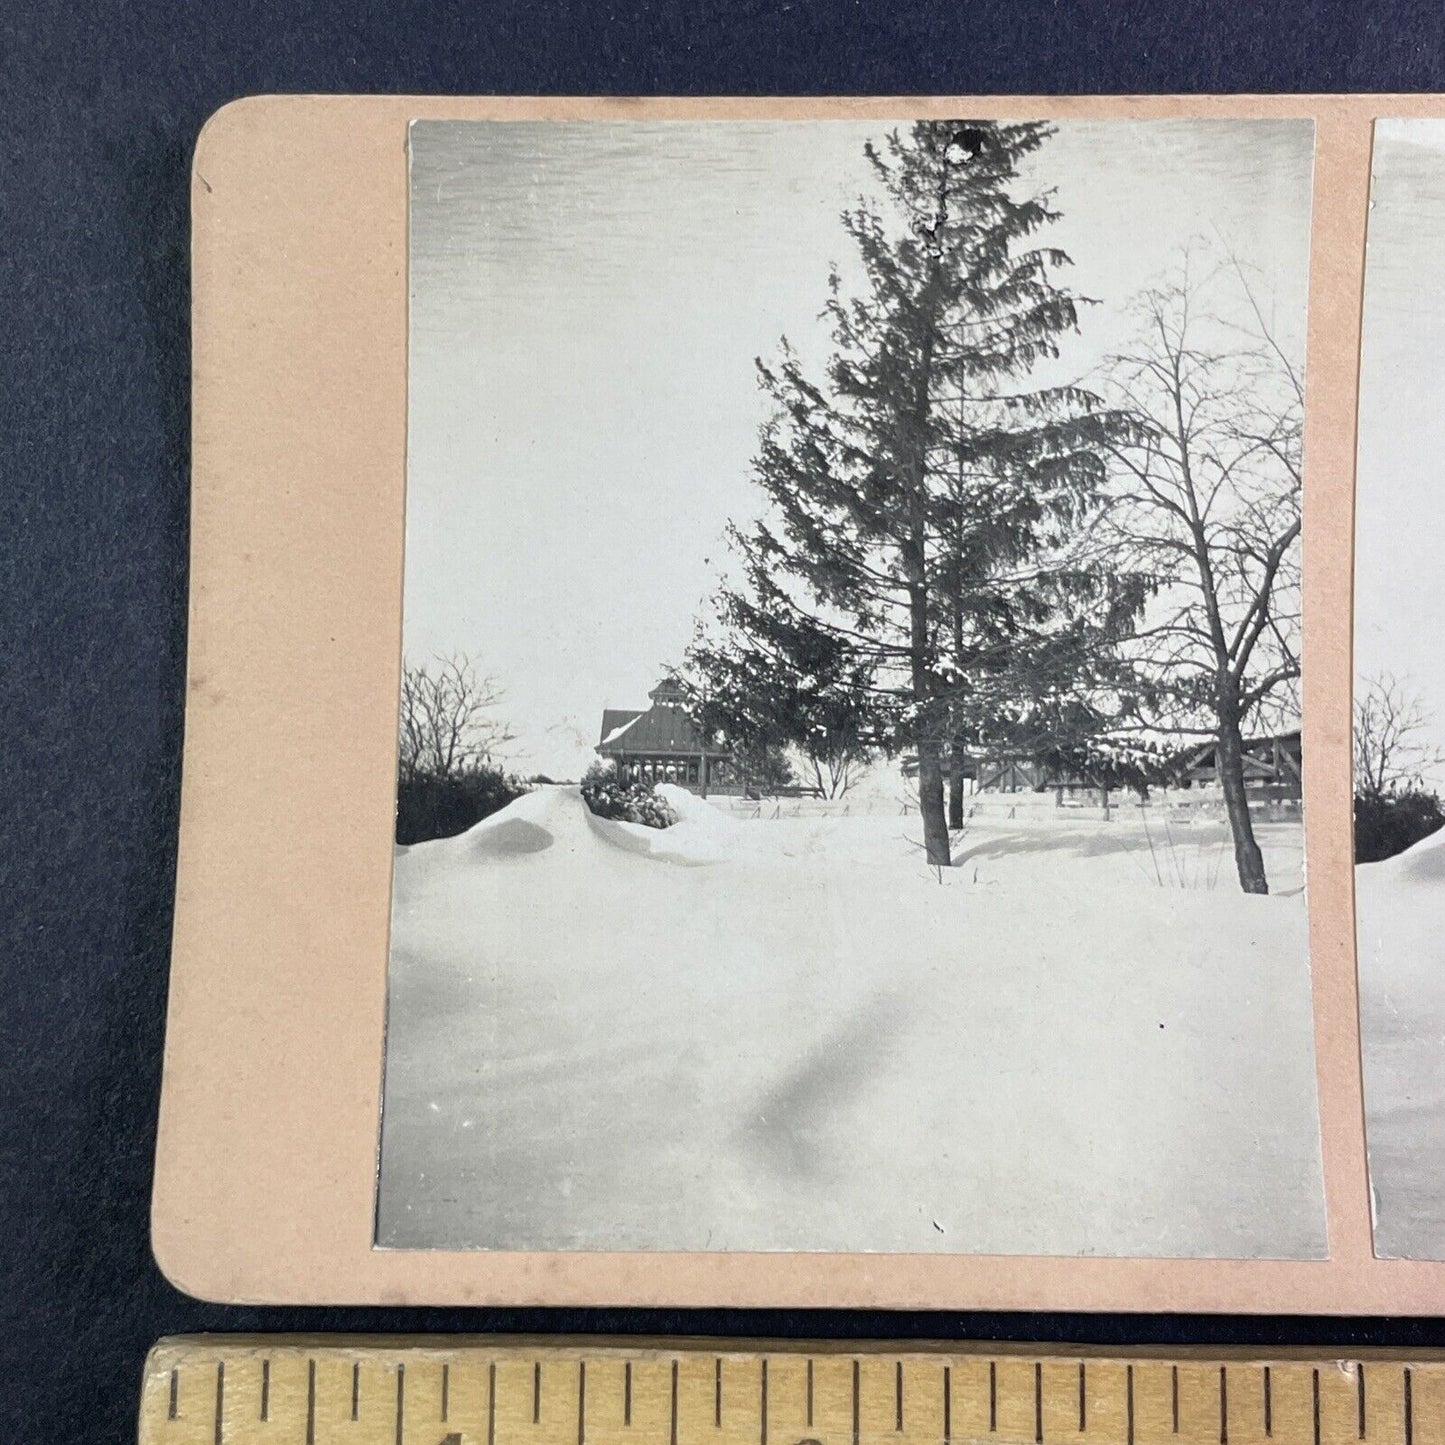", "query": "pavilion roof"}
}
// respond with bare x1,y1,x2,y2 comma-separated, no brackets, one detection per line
596,697,727,757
